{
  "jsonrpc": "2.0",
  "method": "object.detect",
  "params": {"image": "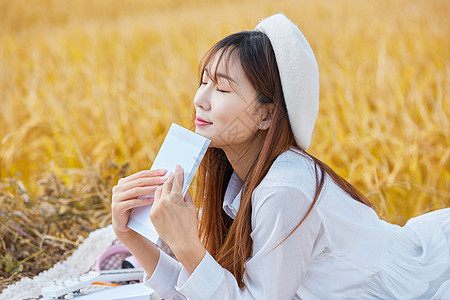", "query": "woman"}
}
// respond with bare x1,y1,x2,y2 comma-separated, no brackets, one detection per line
111,14,449,299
